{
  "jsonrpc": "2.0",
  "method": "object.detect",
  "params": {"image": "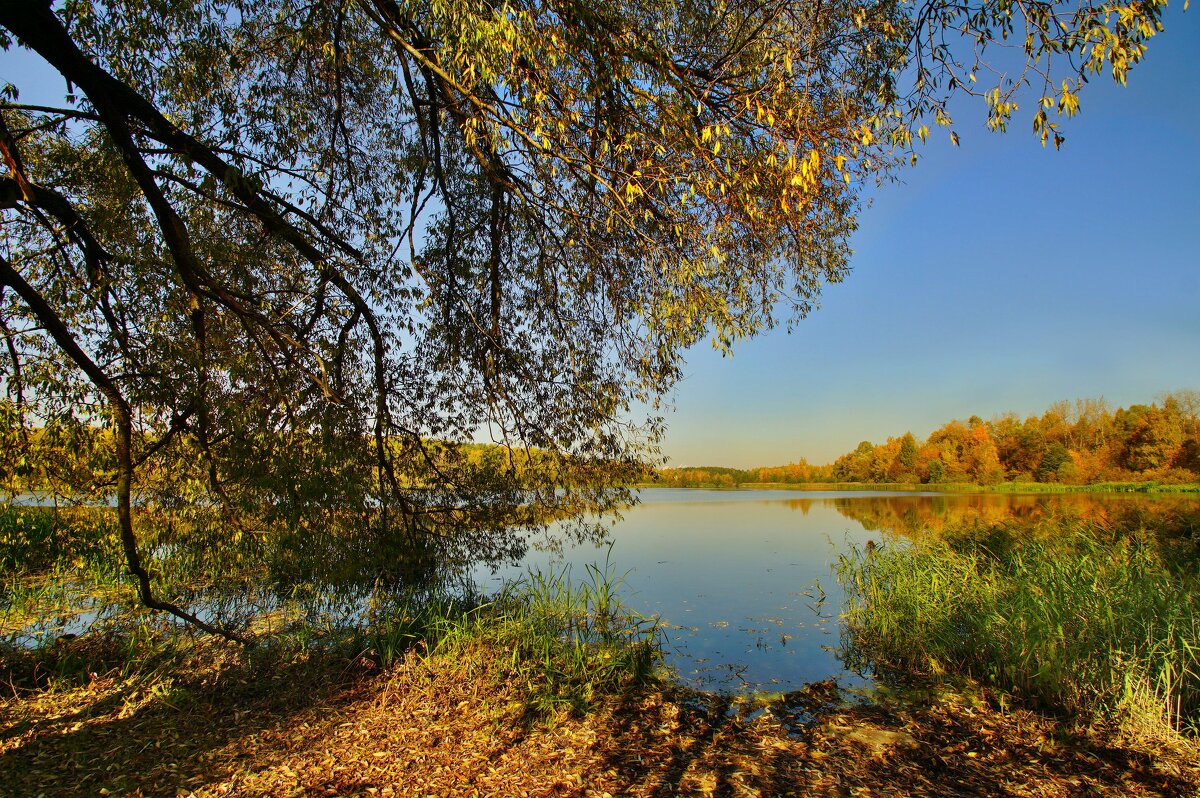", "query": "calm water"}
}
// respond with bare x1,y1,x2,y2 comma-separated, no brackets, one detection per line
9,487,1195,686
473,488,1199,695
